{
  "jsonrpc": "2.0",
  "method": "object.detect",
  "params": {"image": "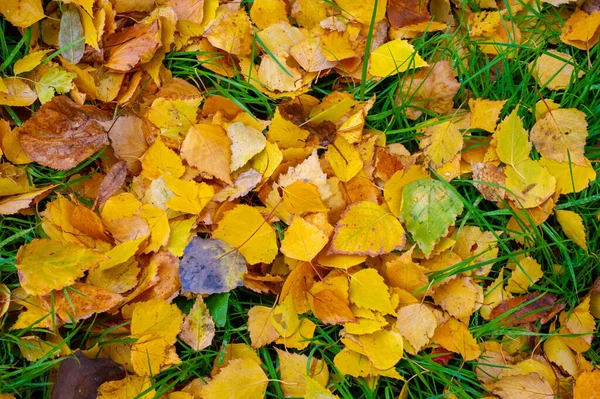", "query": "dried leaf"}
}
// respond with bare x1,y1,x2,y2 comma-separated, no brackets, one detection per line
59,7,85,65
202,358,268,399
489,292,559,326
0,0,45,28
18,96,109,170
179,297,215,351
